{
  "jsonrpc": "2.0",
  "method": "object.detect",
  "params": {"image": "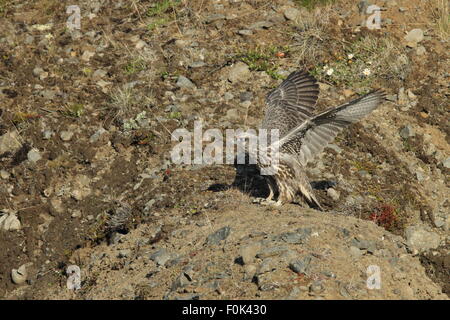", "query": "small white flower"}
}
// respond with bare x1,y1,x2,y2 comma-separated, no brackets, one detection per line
347,53,354,59
323,65,329,70
44,33,54,40
362,68,371,76
326,68,334,76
